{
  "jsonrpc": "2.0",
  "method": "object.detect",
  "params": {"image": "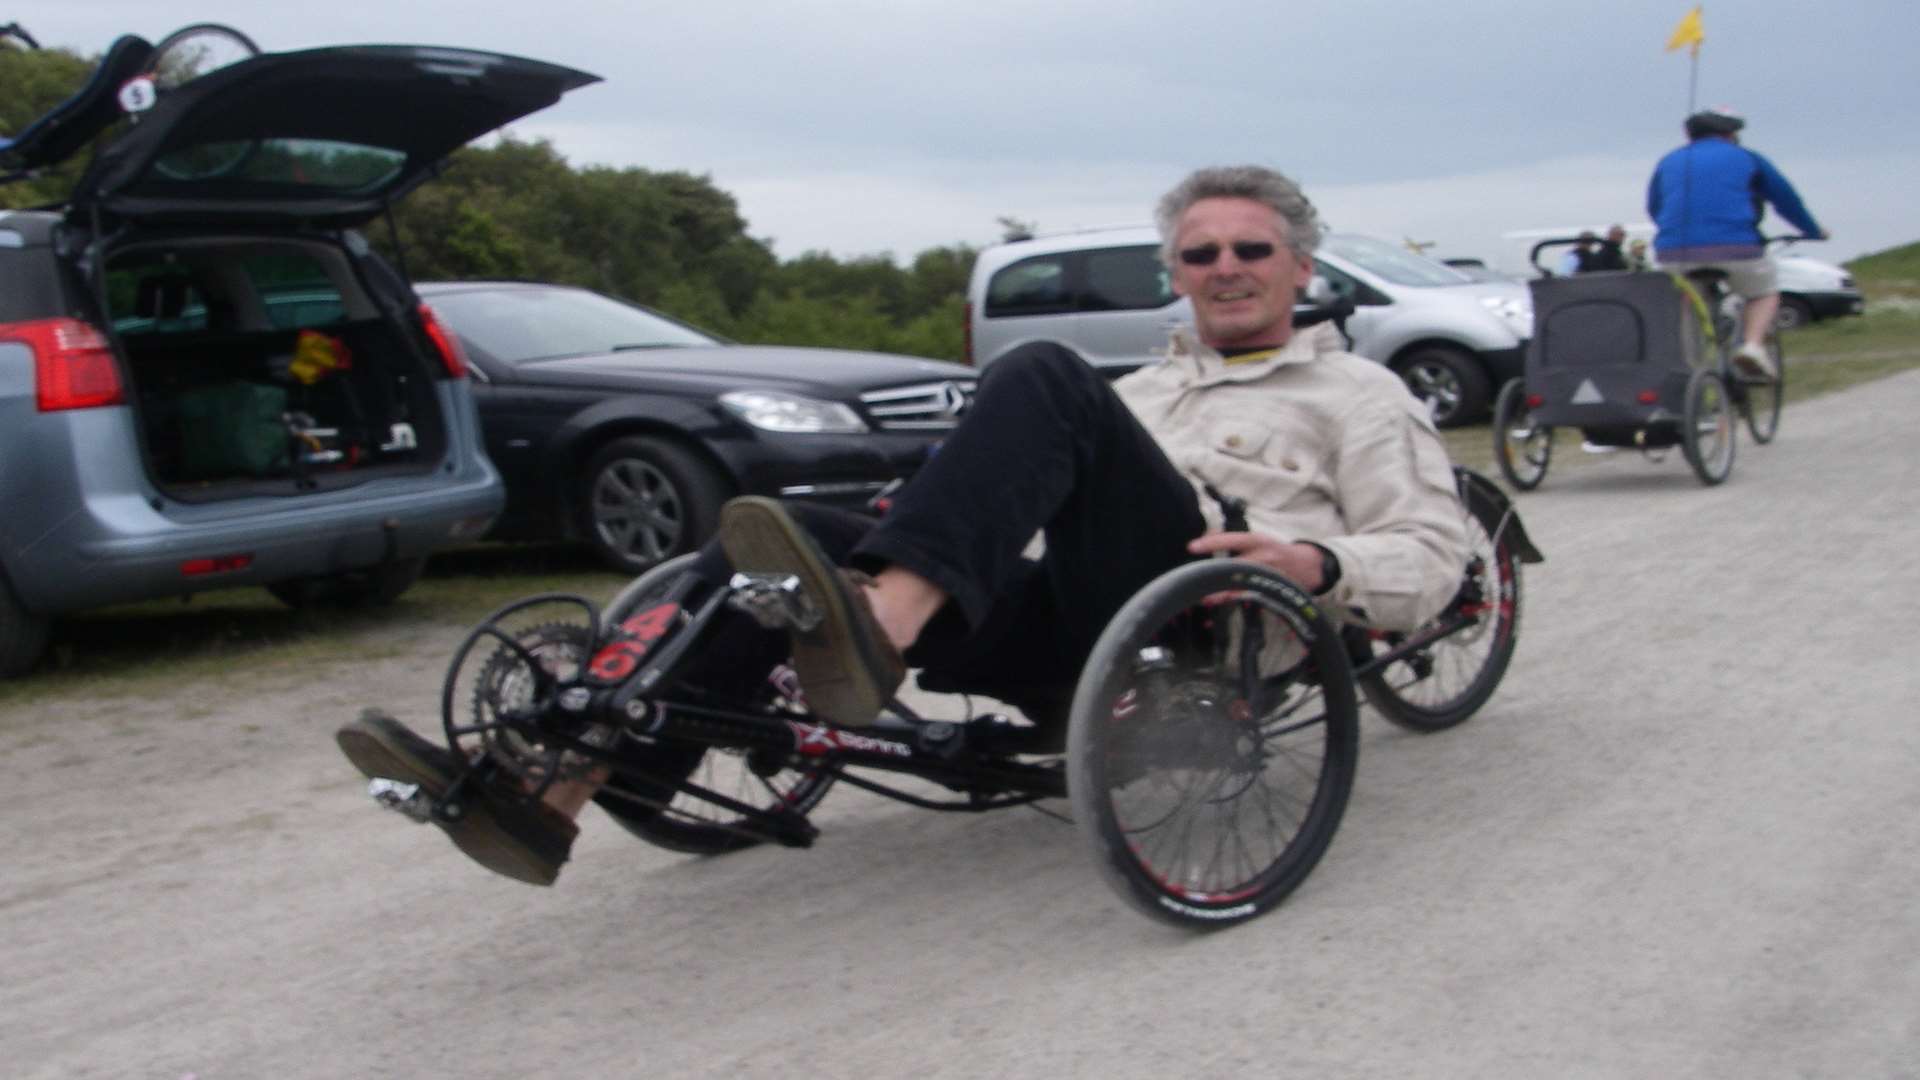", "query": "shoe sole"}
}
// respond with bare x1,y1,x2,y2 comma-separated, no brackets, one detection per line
337,715,564,886
718,497,899,727
1731,354,1778,381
